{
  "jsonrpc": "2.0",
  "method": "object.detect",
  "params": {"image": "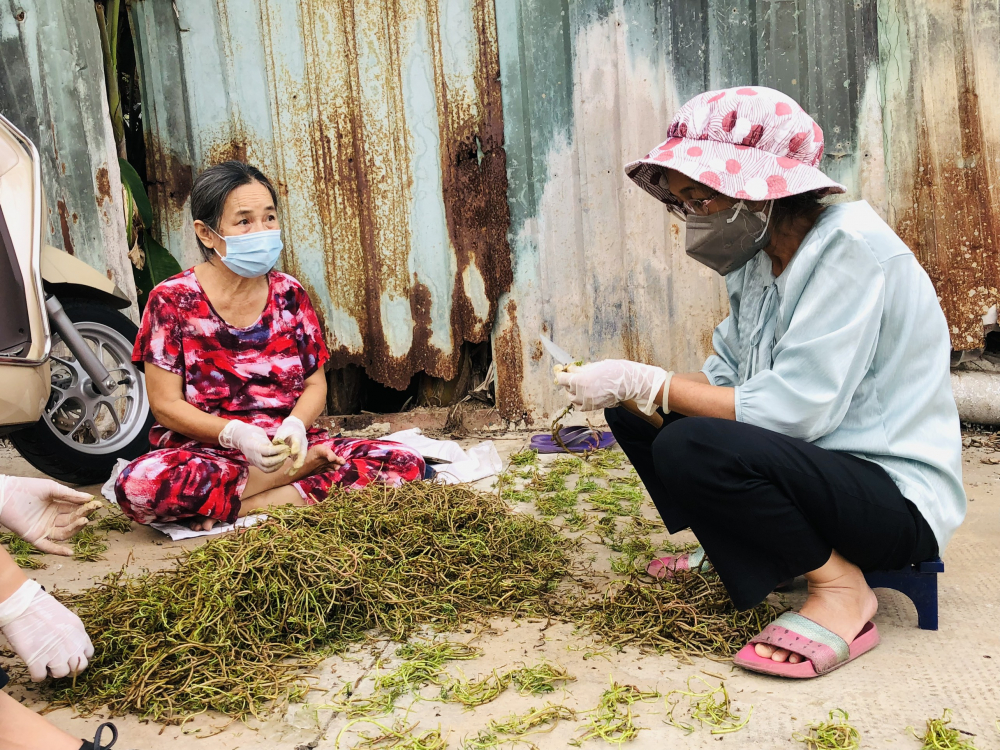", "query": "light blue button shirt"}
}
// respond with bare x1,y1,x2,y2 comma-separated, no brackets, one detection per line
702,200,965,552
